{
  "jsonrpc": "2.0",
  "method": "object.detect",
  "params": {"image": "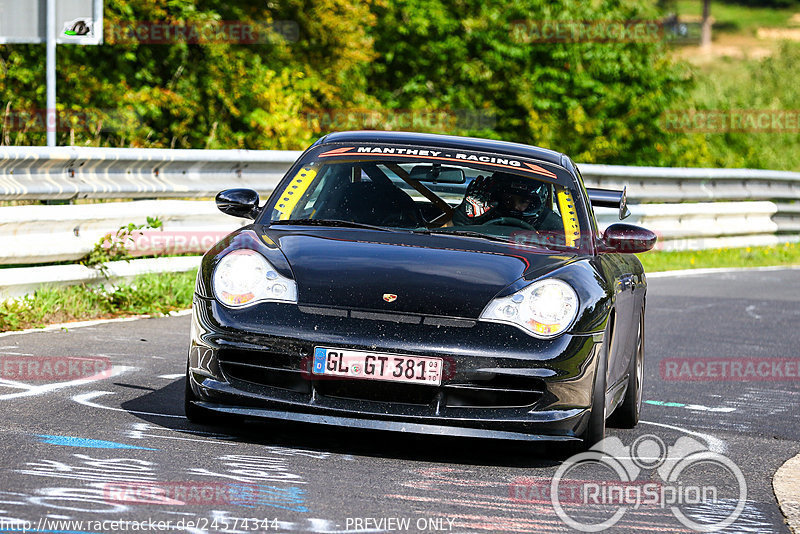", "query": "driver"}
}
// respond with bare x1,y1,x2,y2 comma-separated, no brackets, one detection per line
452,171,561,230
